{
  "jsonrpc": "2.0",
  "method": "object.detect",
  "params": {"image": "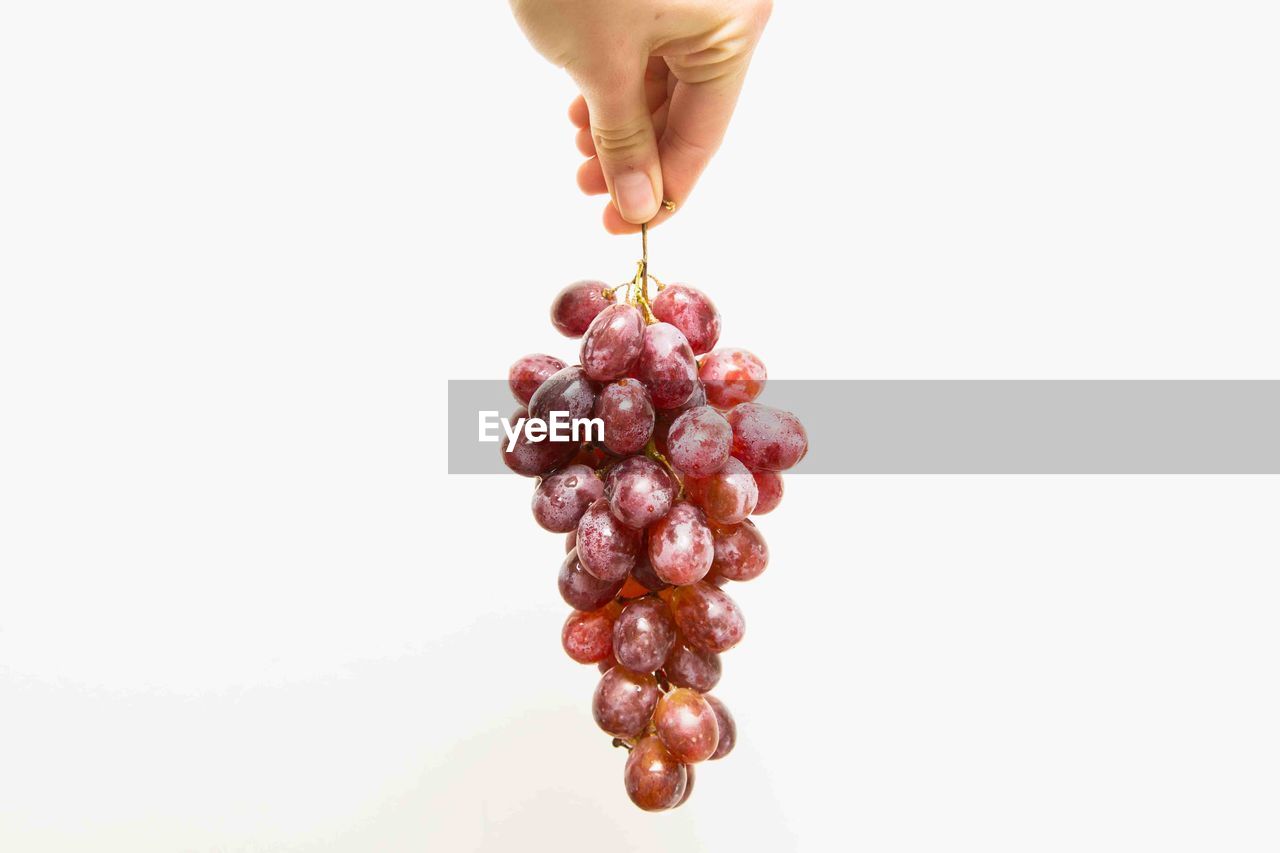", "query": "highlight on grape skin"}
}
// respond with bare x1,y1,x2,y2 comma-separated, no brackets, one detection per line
503,269,806,810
